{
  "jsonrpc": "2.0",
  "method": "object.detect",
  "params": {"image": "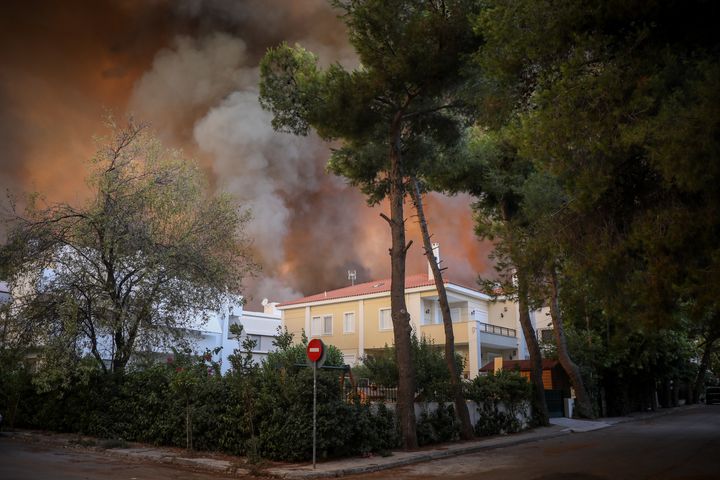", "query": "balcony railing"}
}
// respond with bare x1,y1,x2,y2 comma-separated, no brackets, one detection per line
478,322,516,338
